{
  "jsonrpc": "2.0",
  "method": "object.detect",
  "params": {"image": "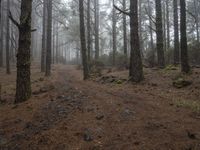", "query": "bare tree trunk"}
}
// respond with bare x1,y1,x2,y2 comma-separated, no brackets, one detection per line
139,0,143,57
173,0,179,64
112,0,117,66
6,0,10,74
94,0,99,60
52,19,55,64
15,0,33,103
56,21,59,64
87,0,91,62
79,0,90,80
122,0,128,59
166,0,170,49
45,0,52,76
0,0,3,67
180,0,190,73
129,0,144,82
147,0,155,67
155,0,165,68
194,0,199,43
41,0,47,72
